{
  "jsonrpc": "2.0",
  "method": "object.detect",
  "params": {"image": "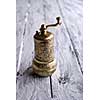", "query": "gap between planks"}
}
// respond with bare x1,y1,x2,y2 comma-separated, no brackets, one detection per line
16,0,83,99
56,0,83,74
